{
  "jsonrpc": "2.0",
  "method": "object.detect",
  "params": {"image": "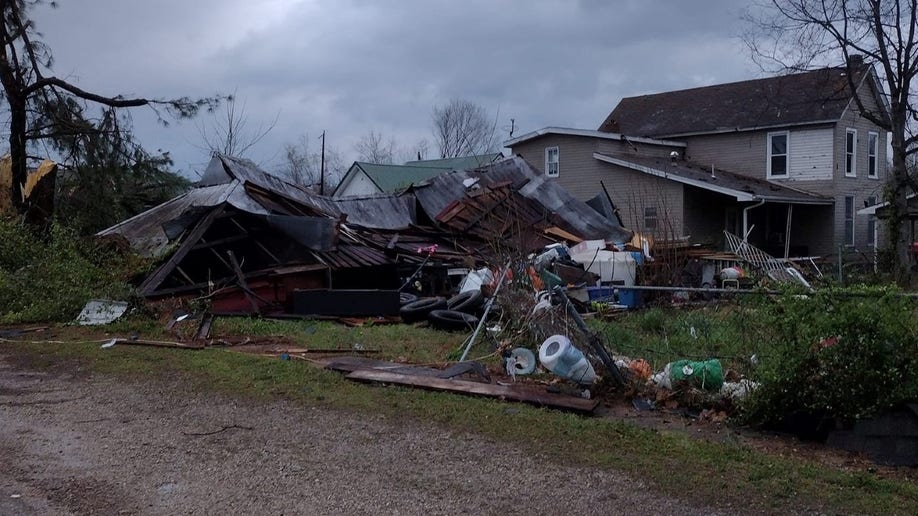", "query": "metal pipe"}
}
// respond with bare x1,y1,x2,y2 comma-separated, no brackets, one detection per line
590,284,918,298
458,261,511,362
